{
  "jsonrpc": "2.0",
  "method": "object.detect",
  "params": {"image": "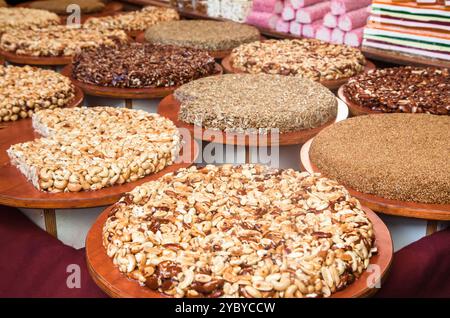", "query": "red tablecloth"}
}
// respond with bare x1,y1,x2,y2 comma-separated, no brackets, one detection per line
0,206,449,298
0,206,106,298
